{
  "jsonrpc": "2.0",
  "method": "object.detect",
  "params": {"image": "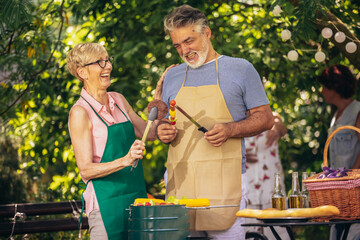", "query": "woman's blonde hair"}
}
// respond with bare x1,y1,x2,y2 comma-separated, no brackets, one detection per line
66,43,108,81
